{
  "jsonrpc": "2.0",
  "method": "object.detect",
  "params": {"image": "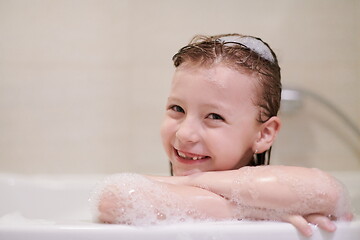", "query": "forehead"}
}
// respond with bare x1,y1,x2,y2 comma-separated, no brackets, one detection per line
171,63,258,102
